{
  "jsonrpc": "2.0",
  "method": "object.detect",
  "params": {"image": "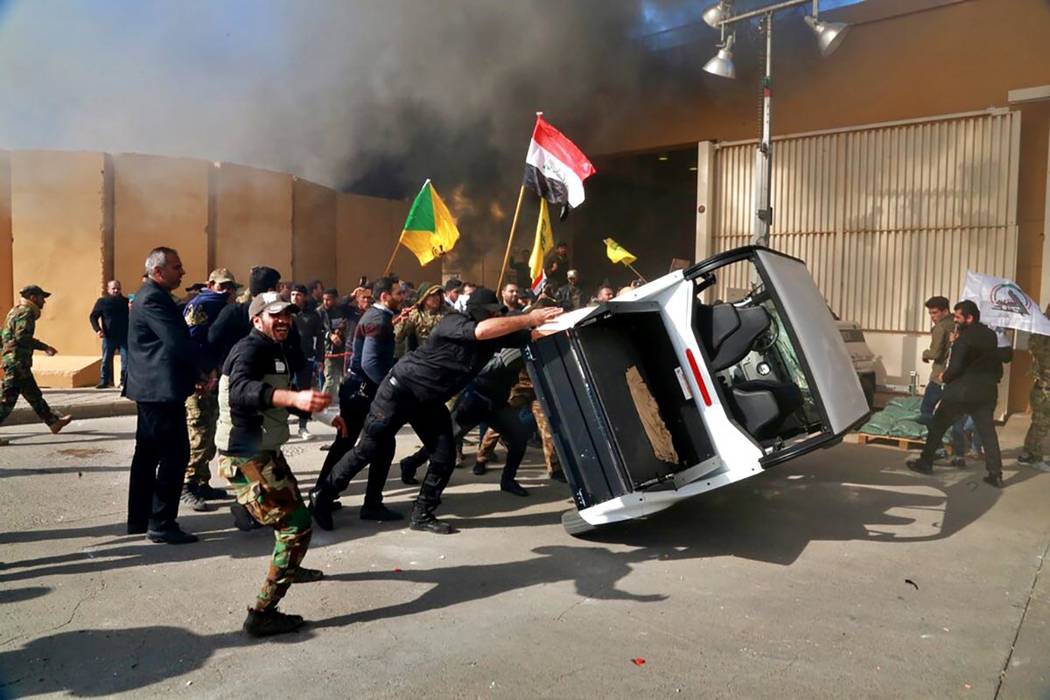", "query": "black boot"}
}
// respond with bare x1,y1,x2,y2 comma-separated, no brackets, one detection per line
409,505,456,534
905,458,933,474
309,489,336,531
500,479,528,497
242,607,305,637
472,460,488,476
400,457,420,485
983,473,1004,488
